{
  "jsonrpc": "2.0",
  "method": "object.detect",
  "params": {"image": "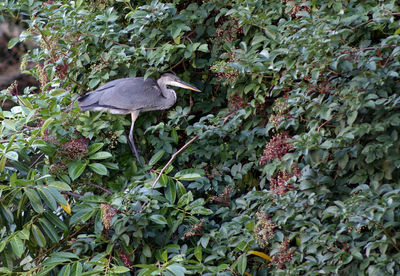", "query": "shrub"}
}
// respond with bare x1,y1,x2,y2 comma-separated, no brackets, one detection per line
1,0,400,275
